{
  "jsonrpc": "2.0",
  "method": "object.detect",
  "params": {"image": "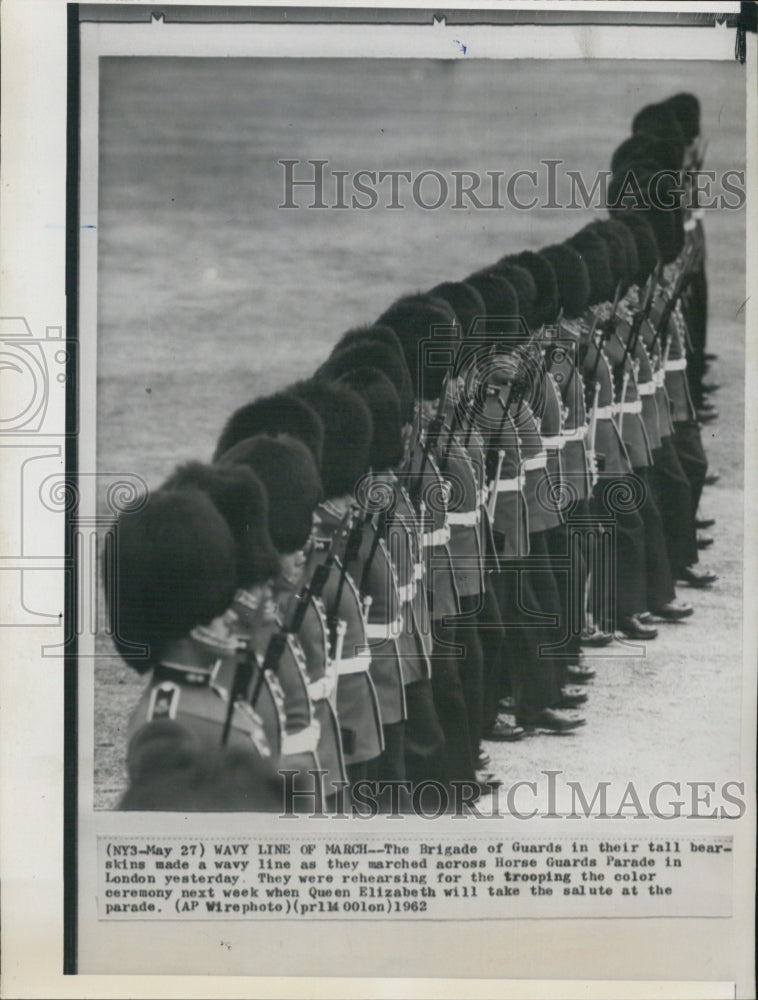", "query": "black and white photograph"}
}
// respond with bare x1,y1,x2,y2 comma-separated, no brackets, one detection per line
1,2,756,996
93,29,747,813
